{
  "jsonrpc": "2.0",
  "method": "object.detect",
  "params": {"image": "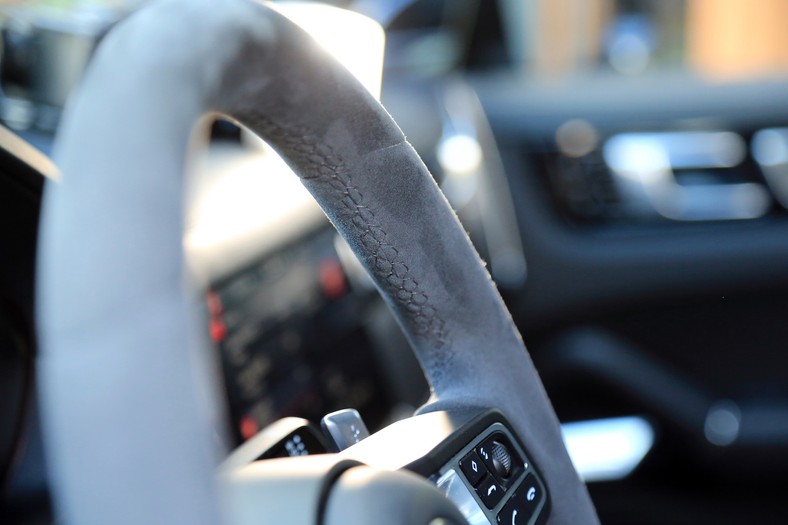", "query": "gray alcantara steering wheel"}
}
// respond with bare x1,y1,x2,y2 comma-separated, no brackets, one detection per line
37,1,598,523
